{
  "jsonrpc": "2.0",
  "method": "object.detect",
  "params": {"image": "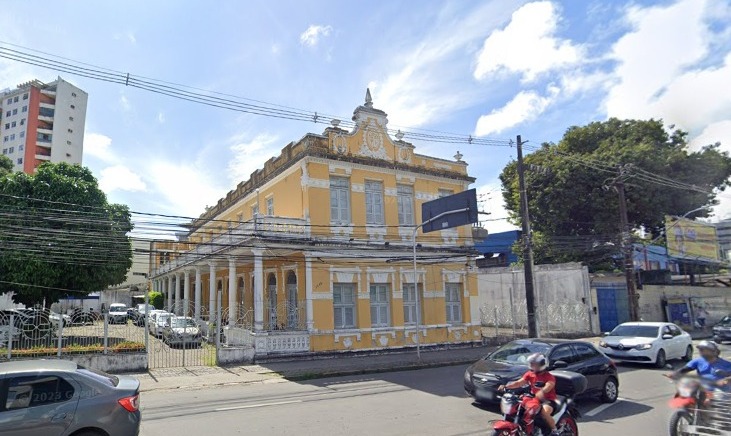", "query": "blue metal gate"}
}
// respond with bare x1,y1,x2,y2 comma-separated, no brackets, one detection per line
596,283,630,333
